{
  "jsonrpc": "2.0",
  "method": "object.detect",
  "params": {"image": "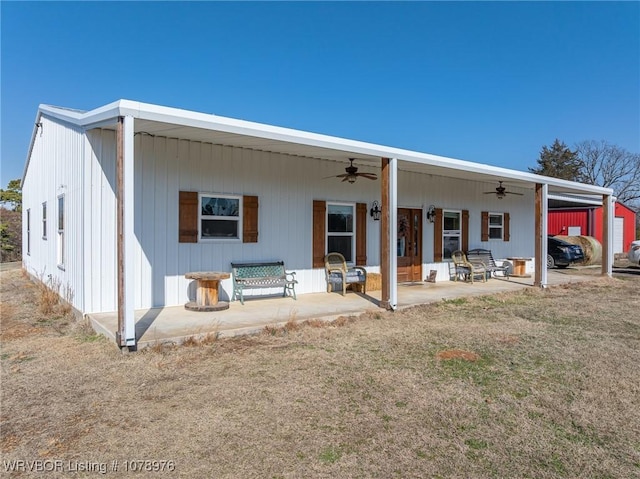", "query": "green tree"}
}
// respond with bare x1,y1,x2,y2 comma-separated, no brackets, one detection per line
0,179,22,261
0,207,21,262
0,179,22,211
529,139,582,181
